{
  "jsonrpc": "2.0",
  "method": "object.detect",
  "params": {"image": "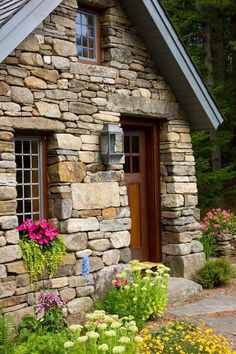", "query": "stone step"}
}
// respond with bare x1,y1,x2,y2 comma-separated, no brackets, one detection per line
167,277,202,305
